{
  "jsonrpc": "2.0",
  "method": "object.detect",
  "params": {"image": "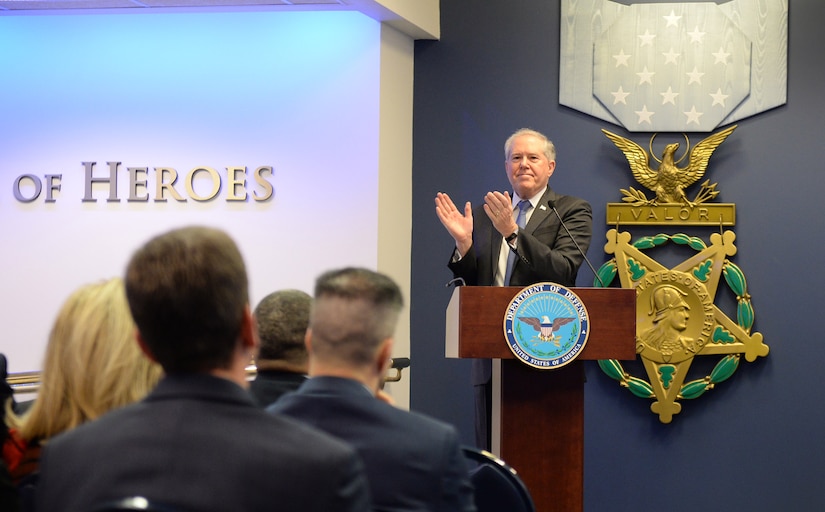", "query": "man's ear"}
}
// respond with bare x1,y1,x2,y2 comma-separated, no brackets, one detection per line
377,338,394,375
240,305,260,357
303,328,313,353
135,330,158,363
